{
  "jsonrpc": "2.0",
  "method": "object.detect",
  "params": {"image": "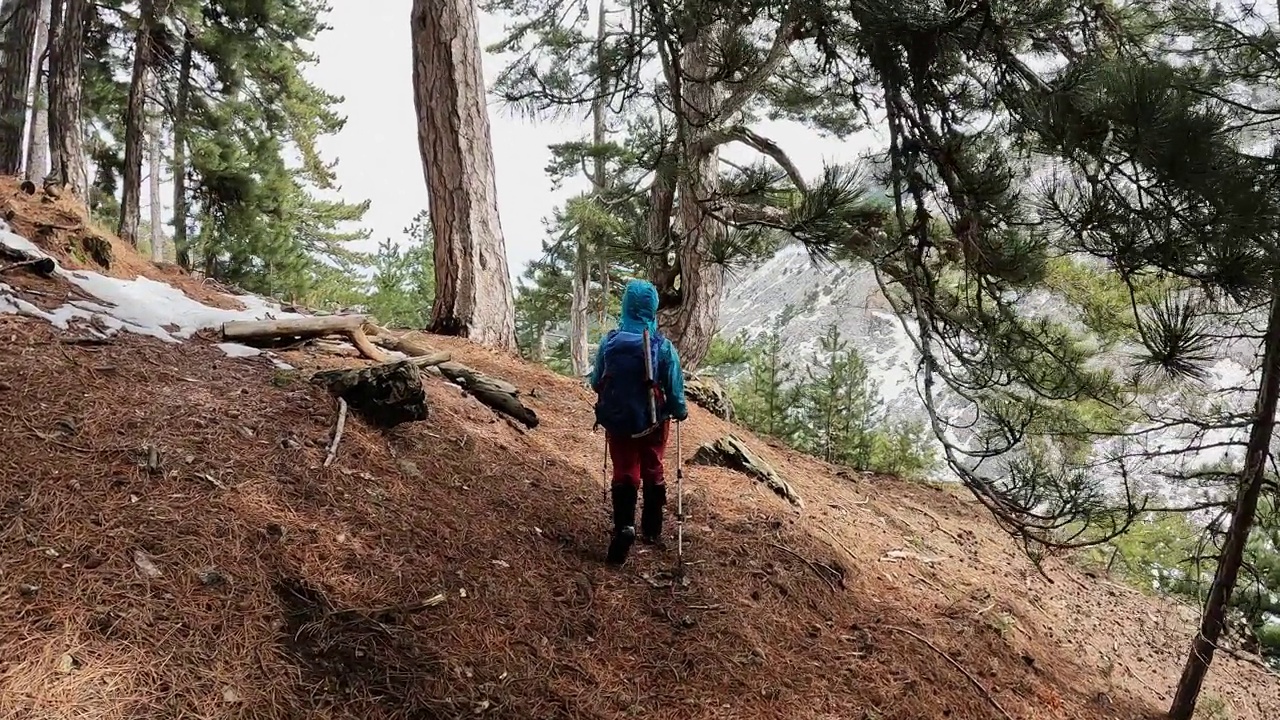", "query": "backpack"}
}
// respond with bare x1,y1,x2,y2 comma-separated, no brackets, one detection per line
594,328,666,437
